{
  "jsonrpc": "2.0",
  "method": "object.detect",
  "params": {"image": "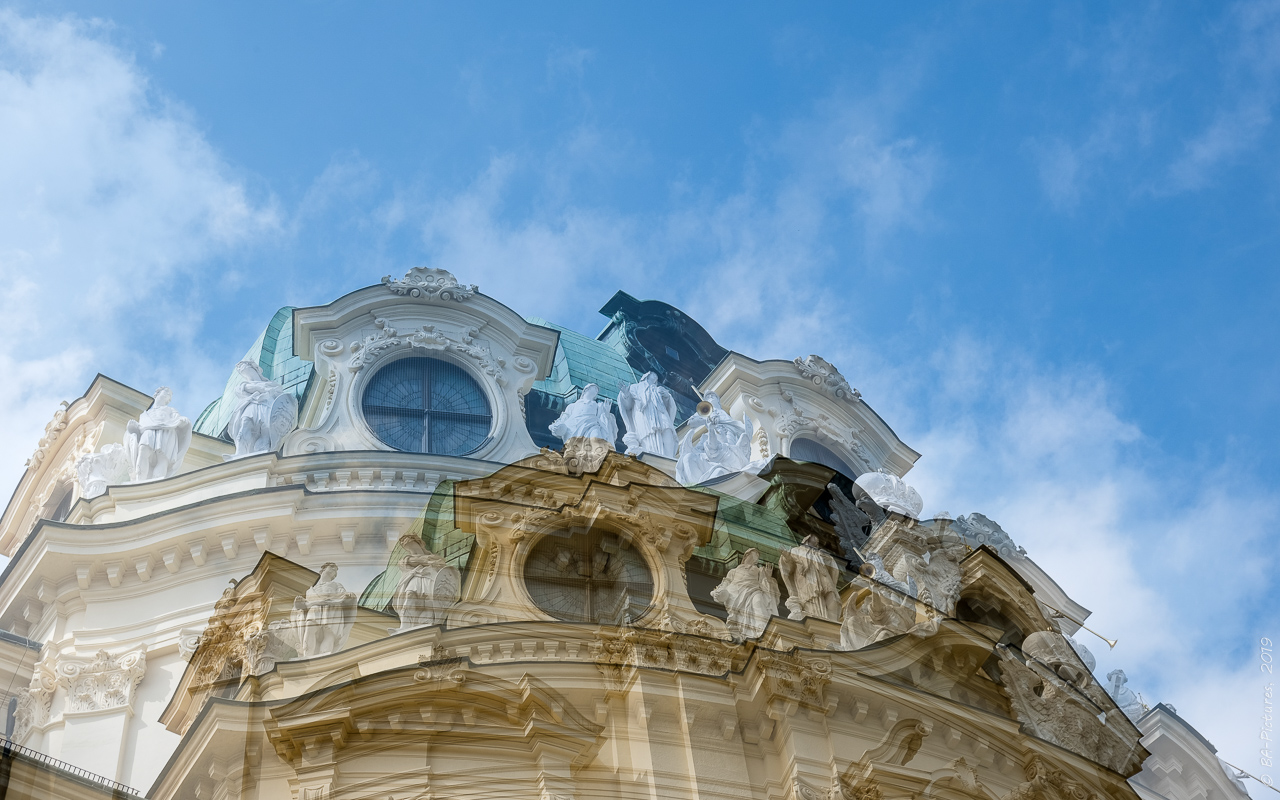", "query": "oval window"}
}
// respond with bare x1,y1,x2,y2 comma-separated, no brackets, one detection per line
362,357,492,455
